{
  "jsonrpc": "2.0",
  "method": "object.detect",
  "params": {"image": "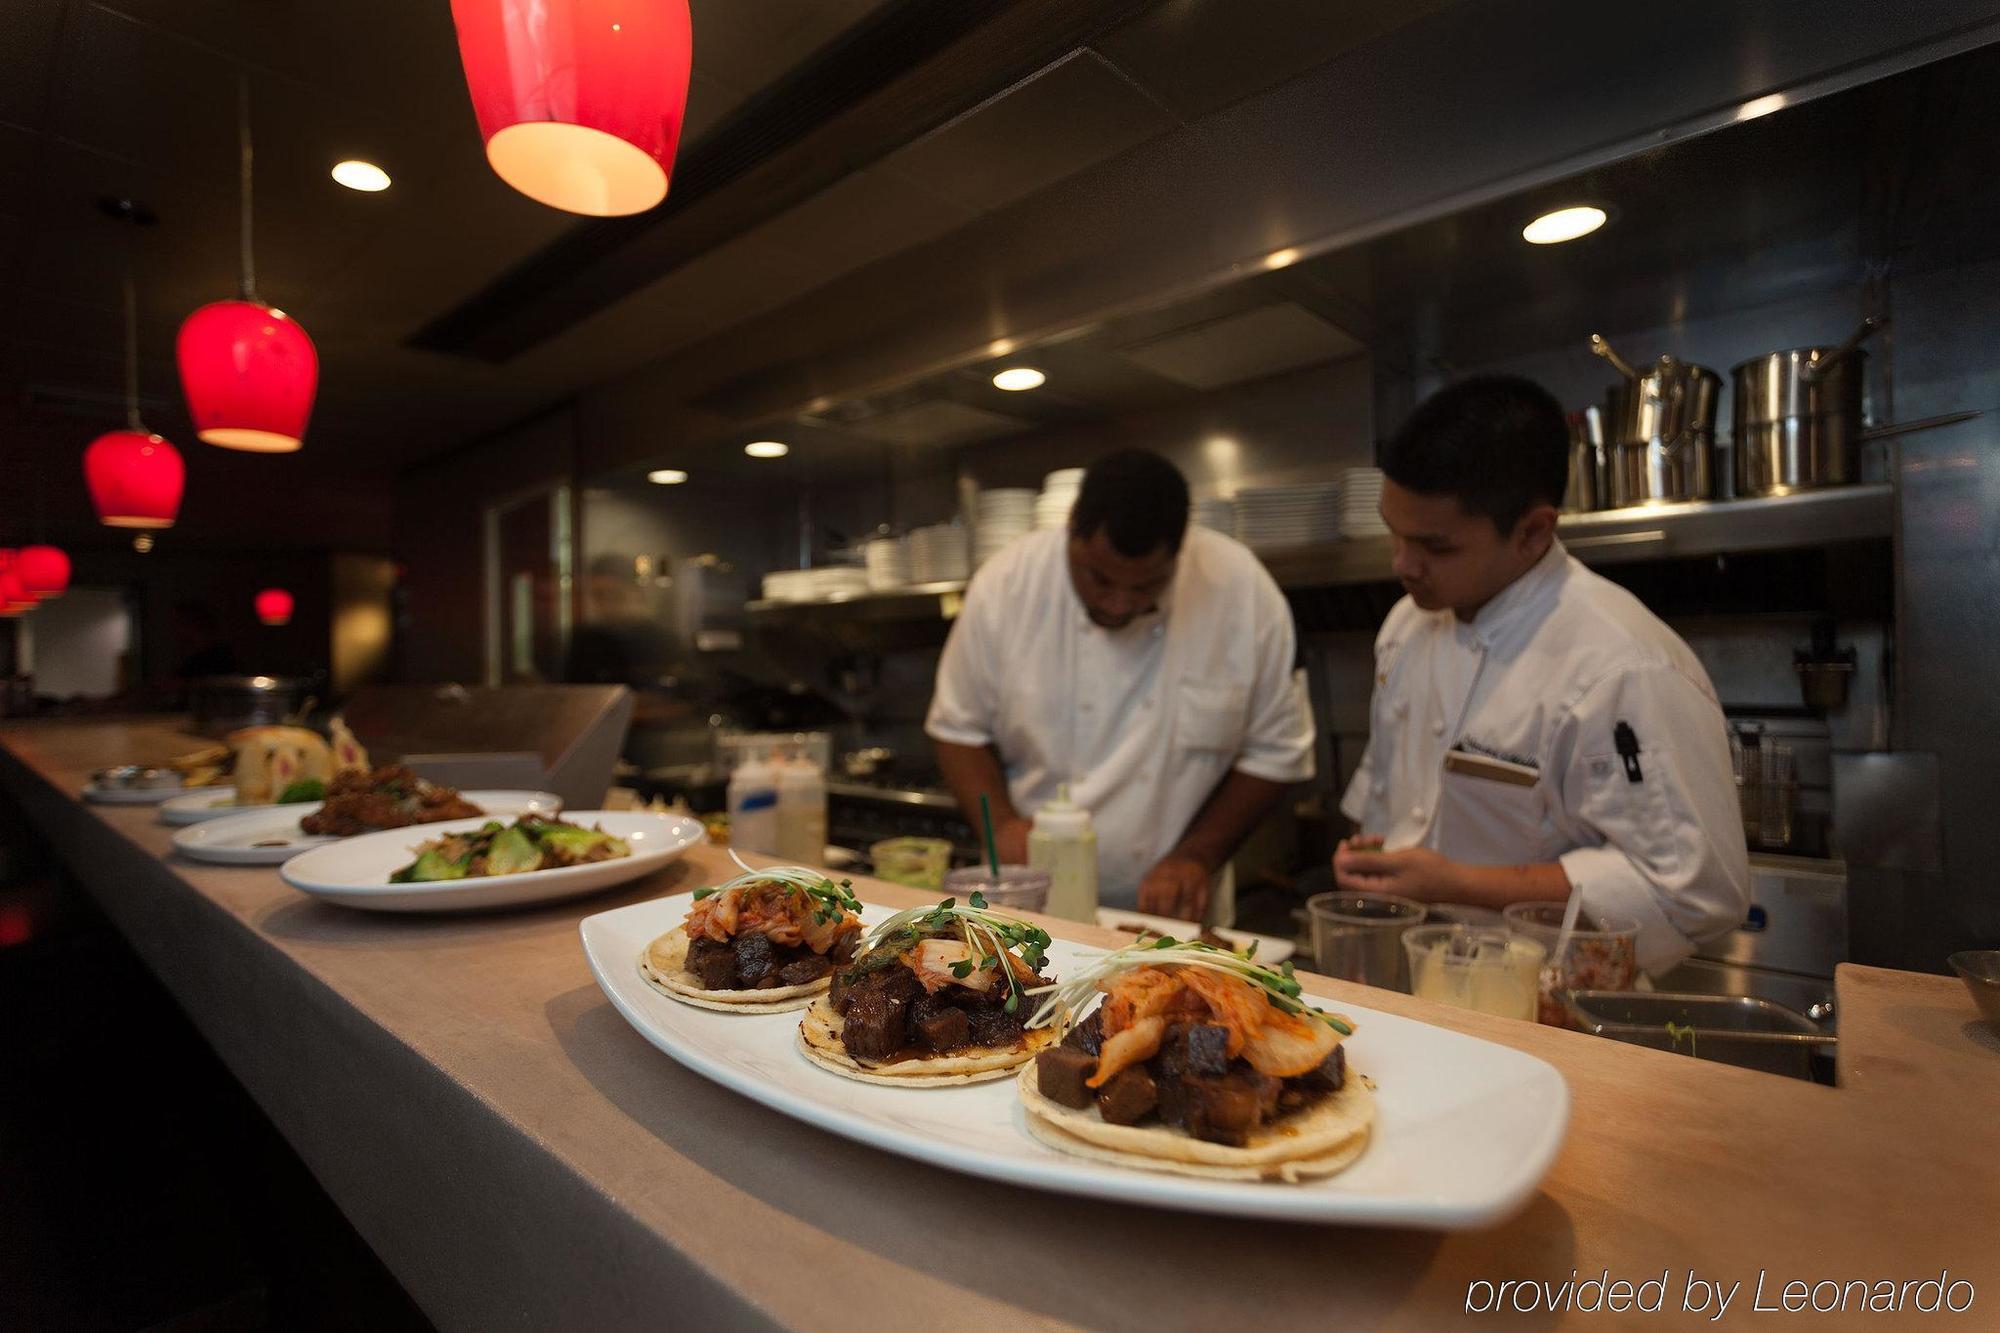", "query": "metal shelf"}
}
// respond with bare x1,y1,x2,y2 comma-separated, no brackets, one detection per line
747,484,1896,622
